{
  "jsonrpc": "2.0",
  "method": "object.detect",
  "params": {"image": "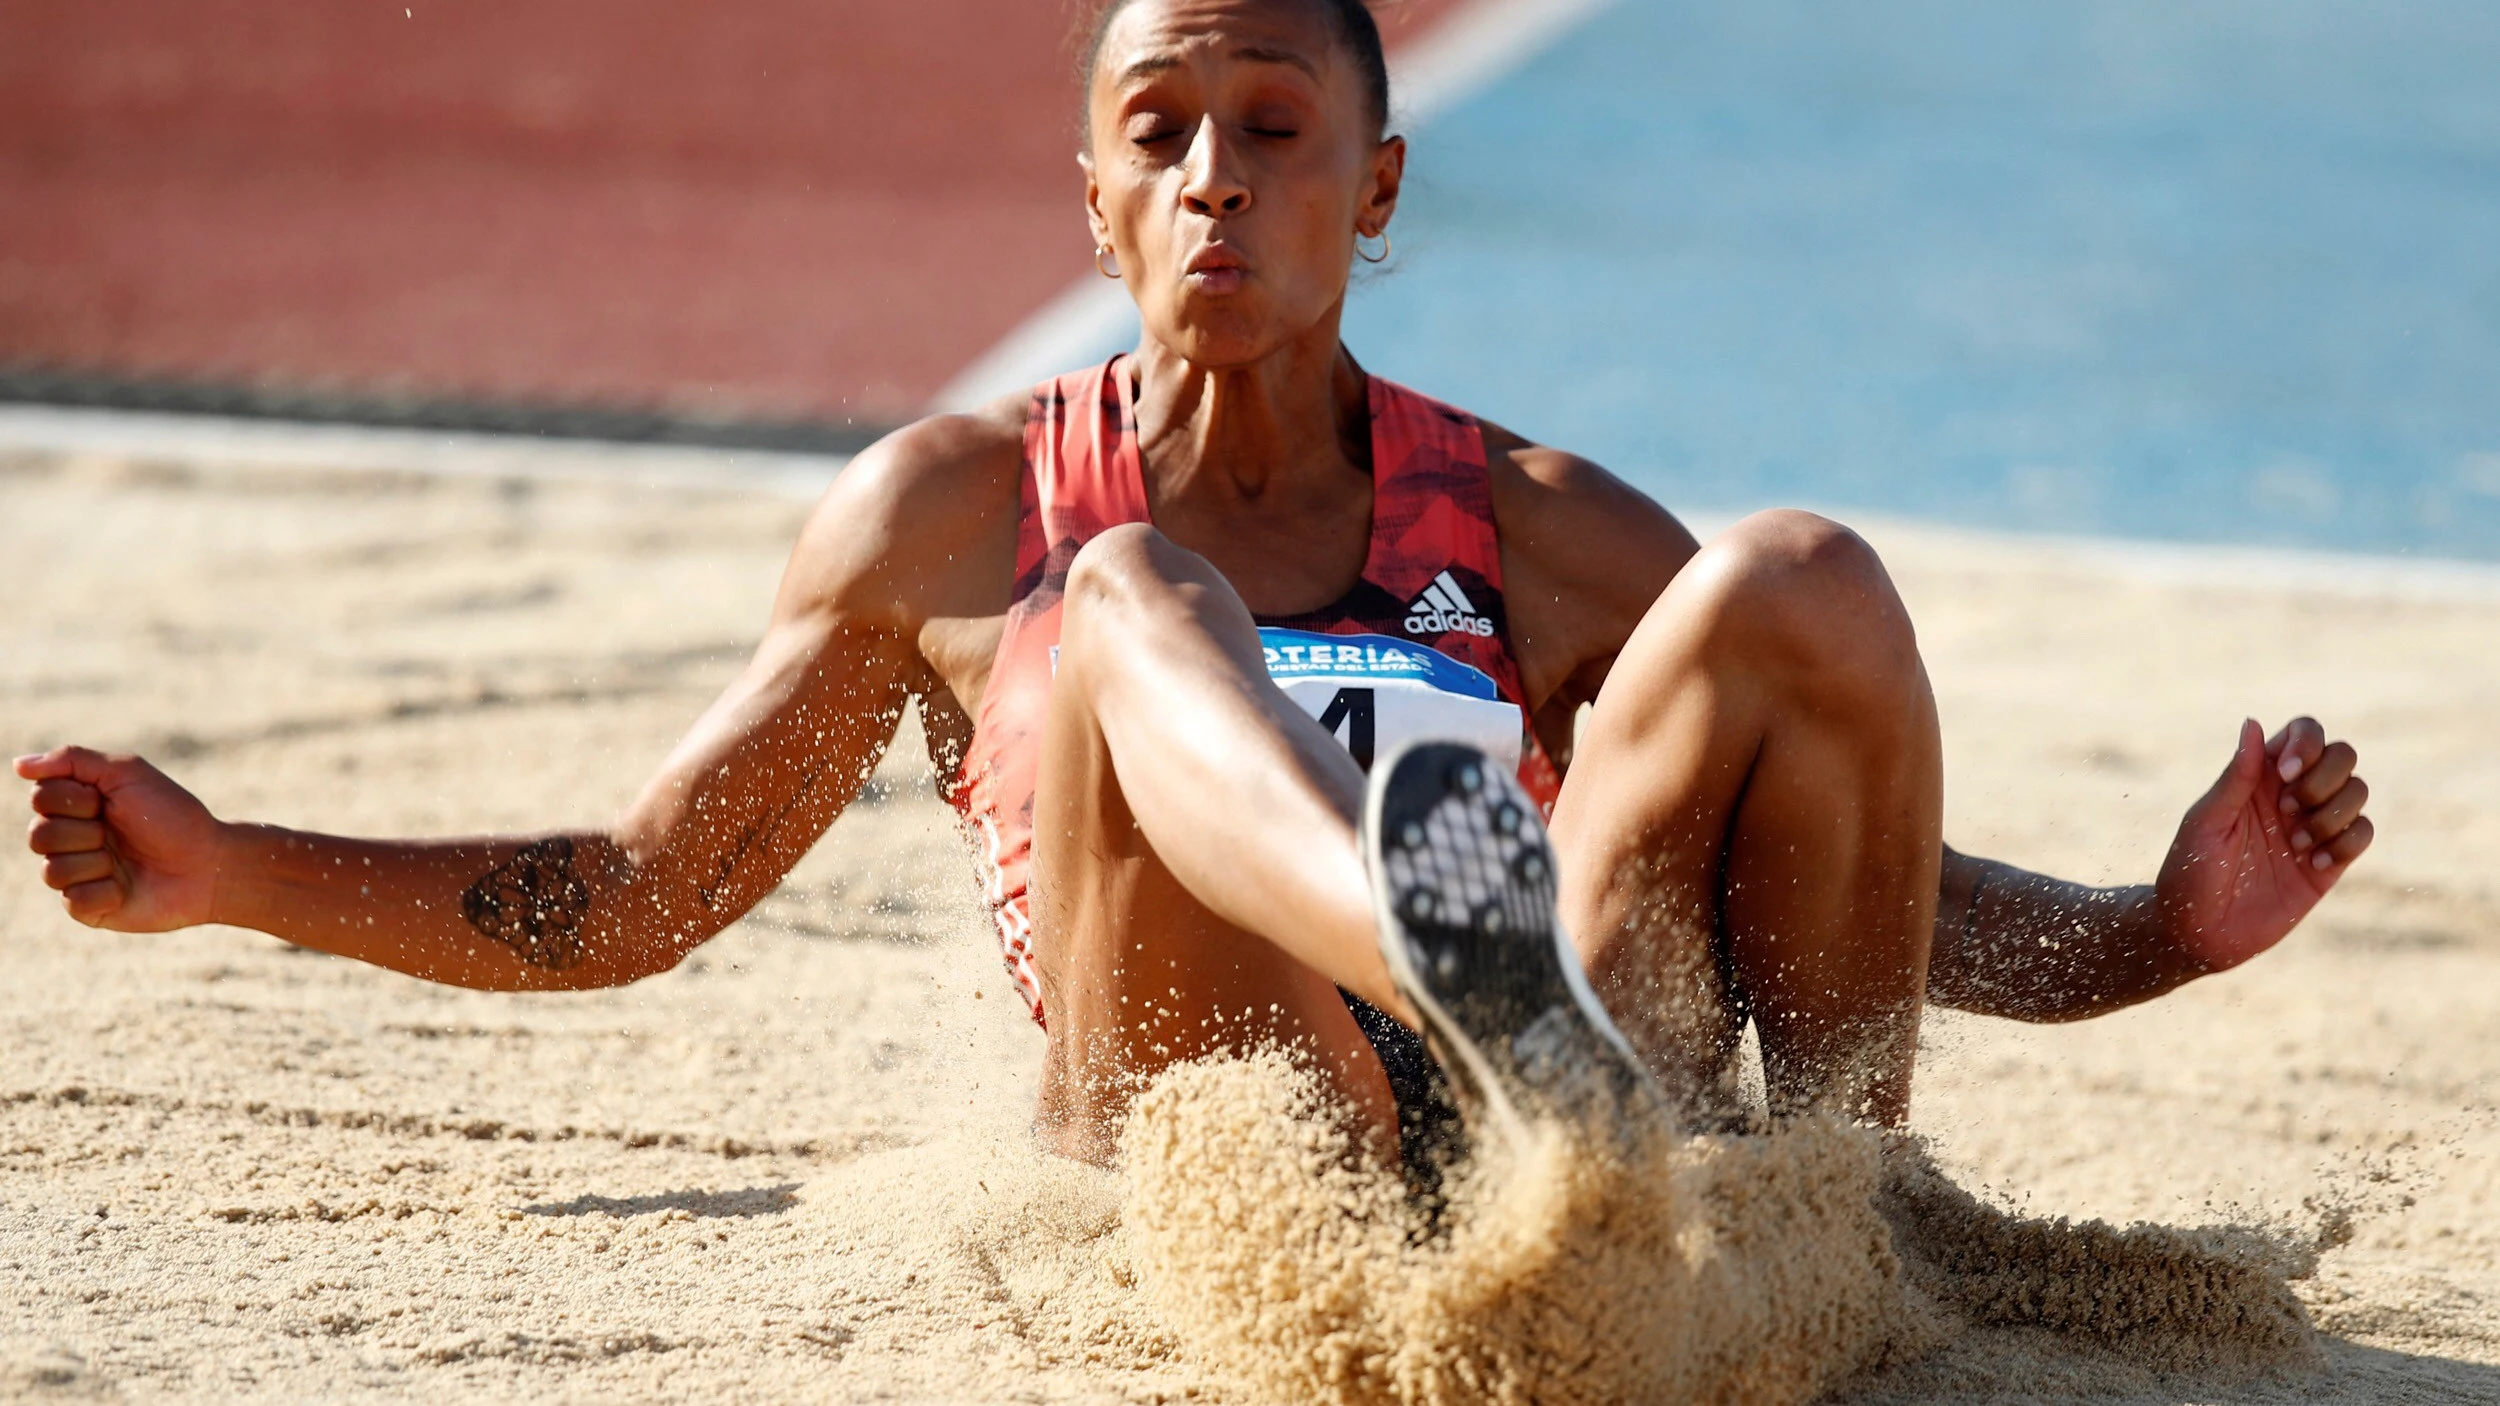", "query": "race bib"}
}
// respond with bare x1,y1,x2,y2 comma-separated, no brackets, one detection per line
1259,628,1522,773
